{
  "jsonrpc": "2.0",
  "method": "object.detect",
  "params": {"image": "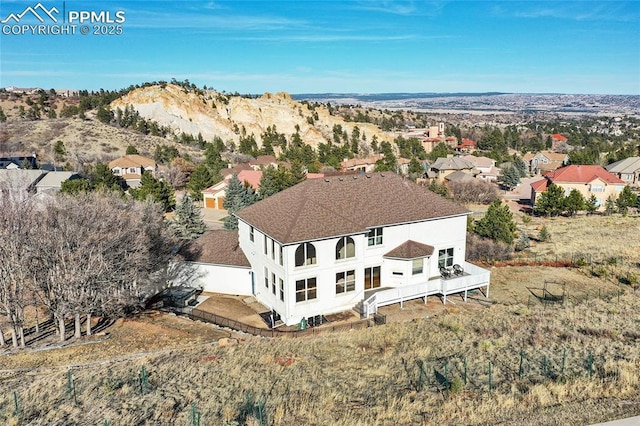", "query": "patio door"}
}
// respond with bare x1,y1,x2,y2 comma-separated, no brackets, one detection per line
364,266,381,290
